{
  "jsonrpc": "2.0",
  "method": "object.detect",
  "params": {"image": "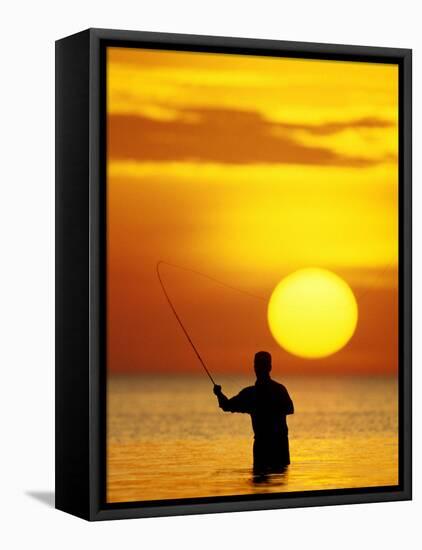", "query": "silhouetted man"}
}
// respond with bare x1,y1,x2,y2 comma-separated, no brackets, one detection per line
213,351,294,473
